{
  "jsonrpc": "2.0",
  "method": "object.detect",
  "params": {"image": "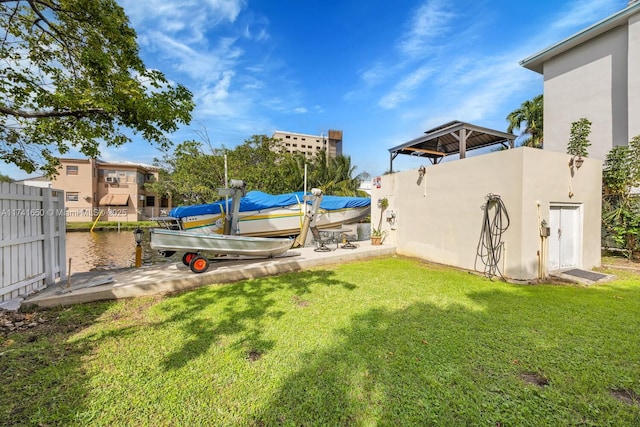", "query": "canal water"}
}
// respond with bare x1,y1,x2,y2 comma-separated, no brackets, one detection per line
65,230,177,274
65,223,372,274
